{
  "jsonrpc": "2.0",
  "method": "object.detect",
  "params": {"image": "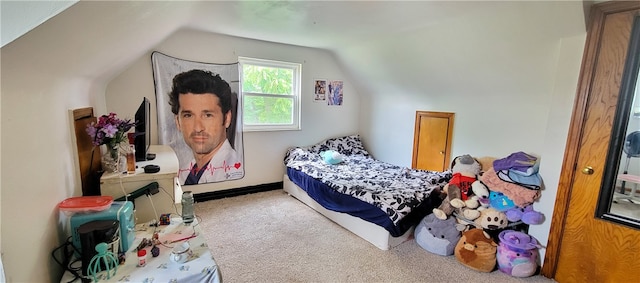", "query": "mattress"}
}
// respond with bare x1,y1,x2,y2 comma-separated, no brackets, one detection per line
283,174,413,250
284,135,451,237
287,167,443,236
